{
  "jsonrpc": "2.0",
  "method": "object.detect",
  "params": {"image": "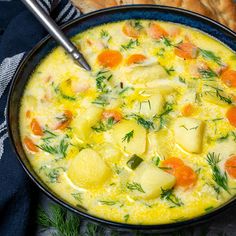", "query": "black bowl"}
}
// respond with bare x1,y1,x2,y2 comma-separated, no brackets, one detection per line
7,5,236,233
